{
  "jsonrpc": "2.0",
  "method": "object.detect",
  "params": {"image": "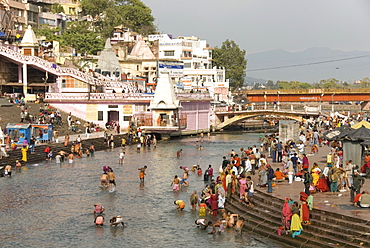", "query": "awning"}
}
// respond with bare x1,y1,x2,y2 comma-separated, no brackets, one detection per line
6,123,31,129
